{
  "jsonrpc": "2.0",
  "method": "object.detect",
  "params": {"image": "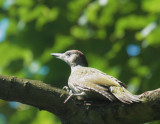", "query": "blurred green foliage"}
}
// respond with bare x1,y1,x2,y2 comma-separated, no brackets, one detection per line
0,0,160,123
